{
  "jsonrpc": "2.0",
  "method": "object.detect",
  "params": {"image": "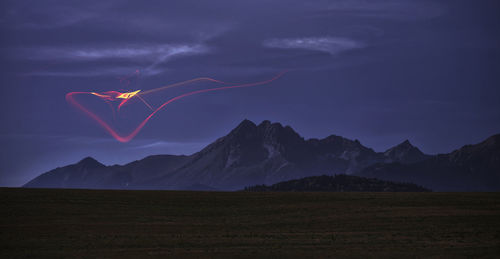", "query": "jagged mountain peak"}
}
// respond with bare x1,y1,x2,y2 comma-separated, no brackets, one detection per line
257,120,287,130
258,121,303,143
384,139,428,164
77,157,104,167
225,119,260,142
232,119,257,132
257,120,283,133
400,139,412,146
386,140,419,153
239,118,257,127
258,120,272,127
220,119,304,147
